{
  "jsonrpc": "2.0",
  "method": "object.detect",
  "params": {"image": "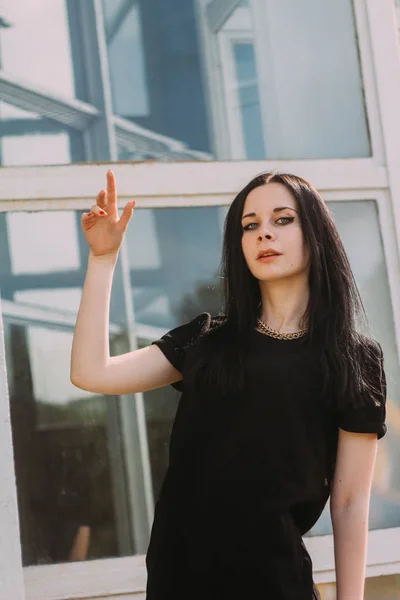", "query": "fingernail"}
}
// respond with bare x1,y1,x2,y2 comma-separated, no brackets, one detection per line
99,210,105,215
88,212,93,216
